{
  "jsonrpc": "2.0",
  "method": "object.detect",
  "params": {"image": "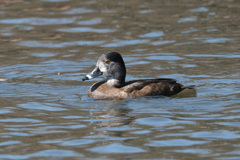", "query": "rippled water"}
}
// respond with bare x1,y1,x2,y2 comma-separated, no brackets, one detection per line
0,0,240,159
